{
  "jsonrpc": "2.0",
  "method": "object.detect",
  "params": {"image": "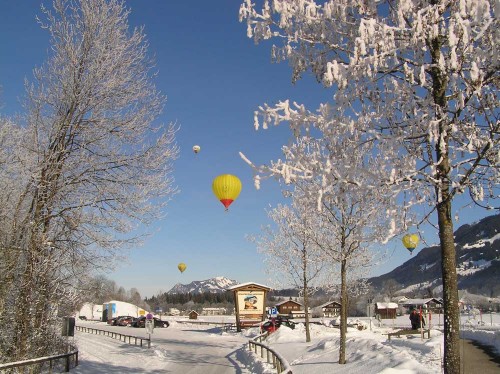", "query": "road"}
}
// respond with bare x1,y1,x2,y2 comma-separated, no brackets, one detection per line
460,339,500,374
72,322,252,373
